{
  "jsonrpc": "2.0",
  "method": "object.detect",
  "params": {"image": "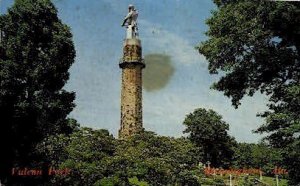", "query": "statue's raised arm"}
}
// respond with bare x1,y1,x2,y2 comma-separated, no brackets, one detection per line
121,4,139,39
